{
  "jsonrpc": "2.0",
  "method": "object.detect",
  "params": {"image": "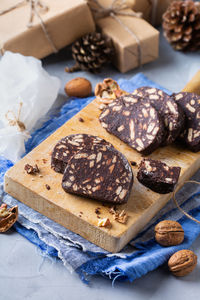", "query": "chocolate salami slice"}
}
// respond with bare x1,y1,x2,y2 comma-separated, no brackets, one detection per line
62,145,133,204
99,100,165,155
51,134,113,173
137,159,181,194
131,87,185,145
173,92,200,152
